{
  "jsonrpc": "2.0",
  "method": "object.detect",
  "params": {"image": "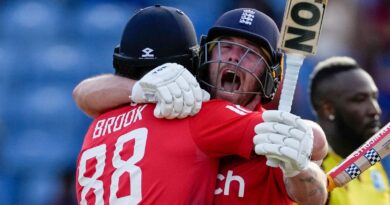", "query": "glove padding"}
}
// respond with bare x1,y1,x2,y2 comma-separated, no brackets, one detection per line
253,110,313,177
131,63,210,119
